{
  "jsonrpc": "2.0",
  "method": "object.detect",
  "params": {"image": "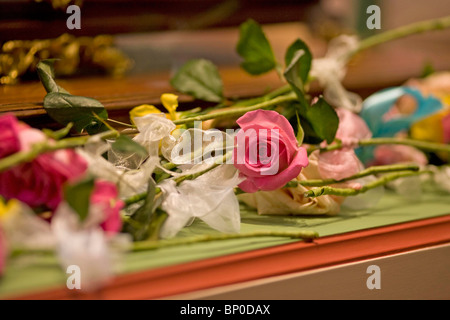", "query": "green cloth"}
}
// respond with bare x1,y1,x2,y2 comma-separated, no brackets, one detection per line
1,190,449,298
